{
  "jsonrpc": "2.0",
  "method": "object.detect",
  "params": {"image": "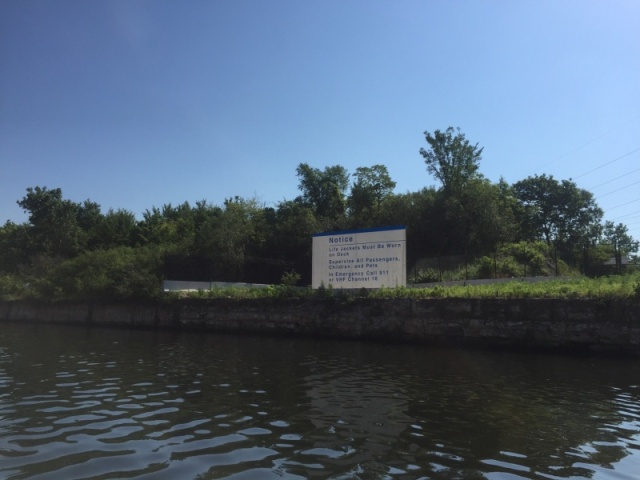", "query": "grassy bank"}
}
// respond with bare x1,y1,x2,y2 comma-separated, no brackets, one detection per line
2,266,639,303
173,271,640,302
